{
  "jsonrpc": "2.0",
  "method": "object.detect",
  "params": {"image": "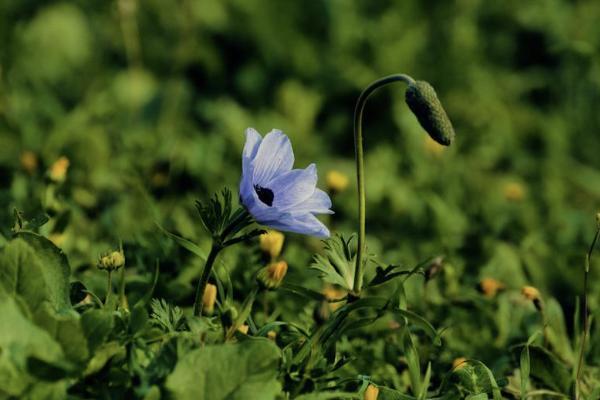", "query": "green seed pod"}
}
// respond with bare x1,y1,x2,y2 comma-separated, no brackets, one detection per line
405,81,455,146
